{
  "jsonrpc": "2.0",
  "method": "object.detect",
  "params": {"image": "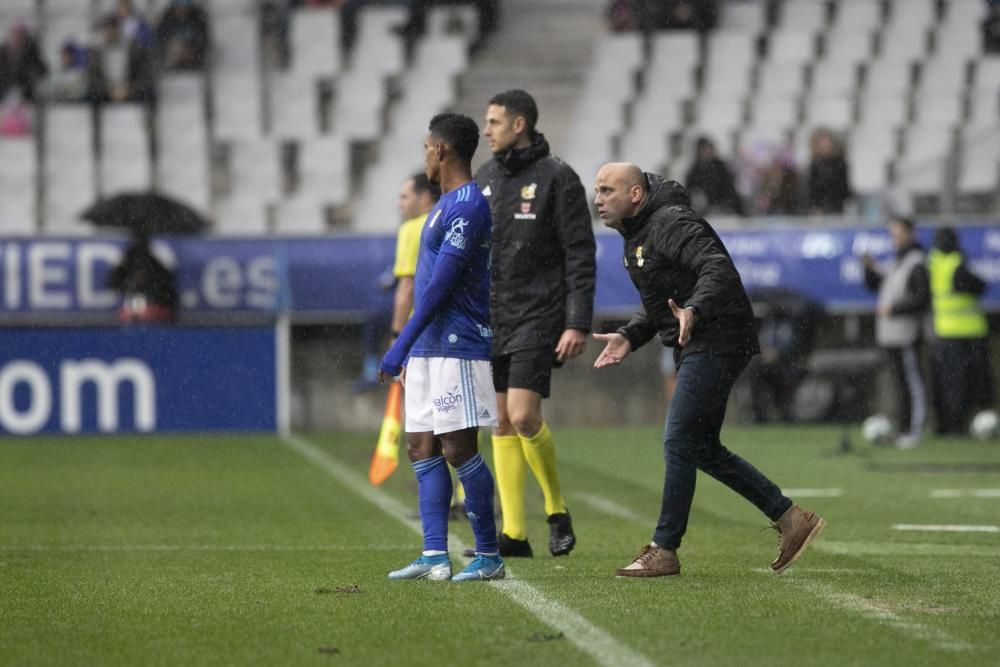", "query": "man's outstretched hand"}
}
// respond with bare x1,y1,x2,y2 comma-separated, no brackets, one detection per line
593,332,632,368
669,299,696,347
